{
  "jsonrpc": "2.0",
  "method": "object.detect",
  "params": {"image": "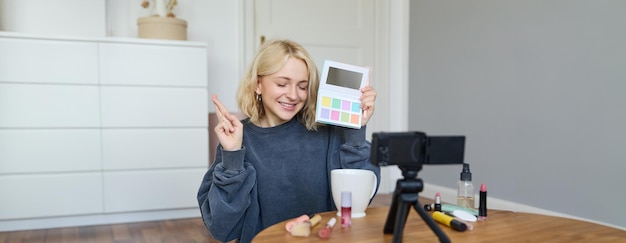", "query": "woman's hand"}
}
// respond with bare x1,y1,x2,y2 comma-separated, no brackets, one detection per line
360,85,376,126
212,94,243,151
360,67,376,126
